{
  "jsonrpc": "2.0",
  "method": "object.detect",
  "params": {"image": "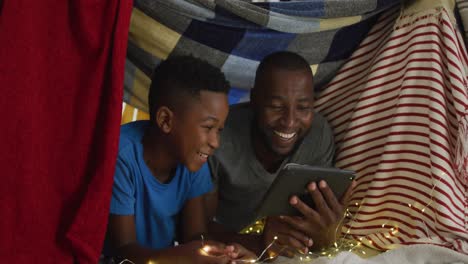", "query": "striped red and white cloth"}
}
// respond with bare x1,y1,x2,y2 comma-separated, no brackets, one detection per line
315,7,468,253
